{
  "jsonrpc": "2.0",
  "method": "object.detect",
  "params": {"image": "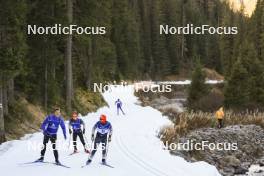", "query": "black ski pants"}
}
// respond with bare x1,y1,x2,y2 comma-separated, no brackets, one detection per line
90,134,108,159
40,134,58,161
73,131,86,150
